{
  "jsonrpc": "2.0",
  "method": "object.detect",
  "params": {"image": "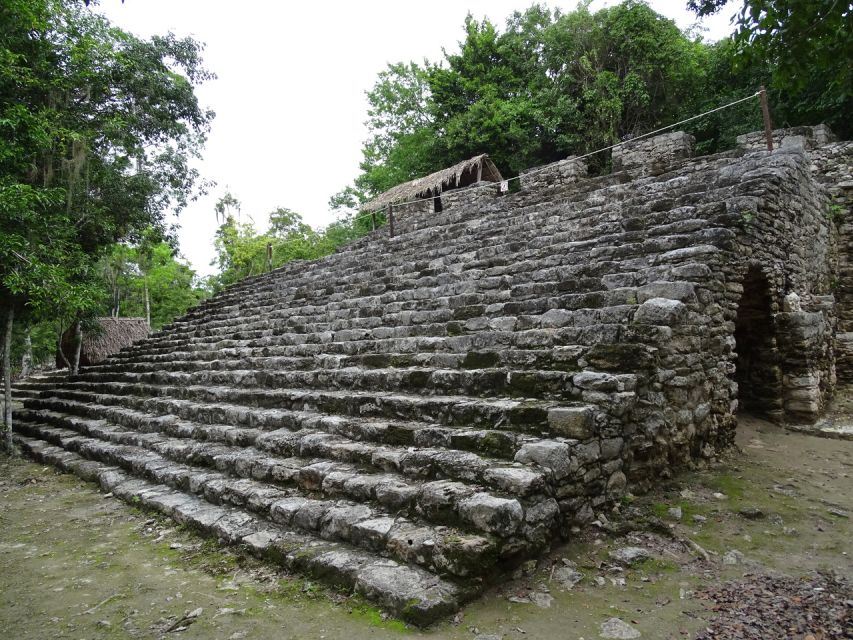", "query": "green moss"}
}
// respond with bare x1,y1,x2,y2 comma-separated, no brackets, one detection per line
508,403,548,426
635,557,678,574
445,322,464,336
349,603,411,633
705,474,746,501
586,343,649,371
651,500,706,521
479,431,515,457
389,355,414,368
